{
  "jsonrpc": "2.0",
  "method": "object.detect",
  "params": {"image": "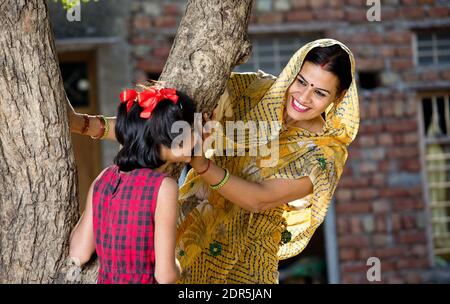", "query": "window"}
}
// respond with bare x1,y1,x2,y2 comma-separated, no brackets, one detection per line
420,93,450,266
234,35,320,76
415,31,450,66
